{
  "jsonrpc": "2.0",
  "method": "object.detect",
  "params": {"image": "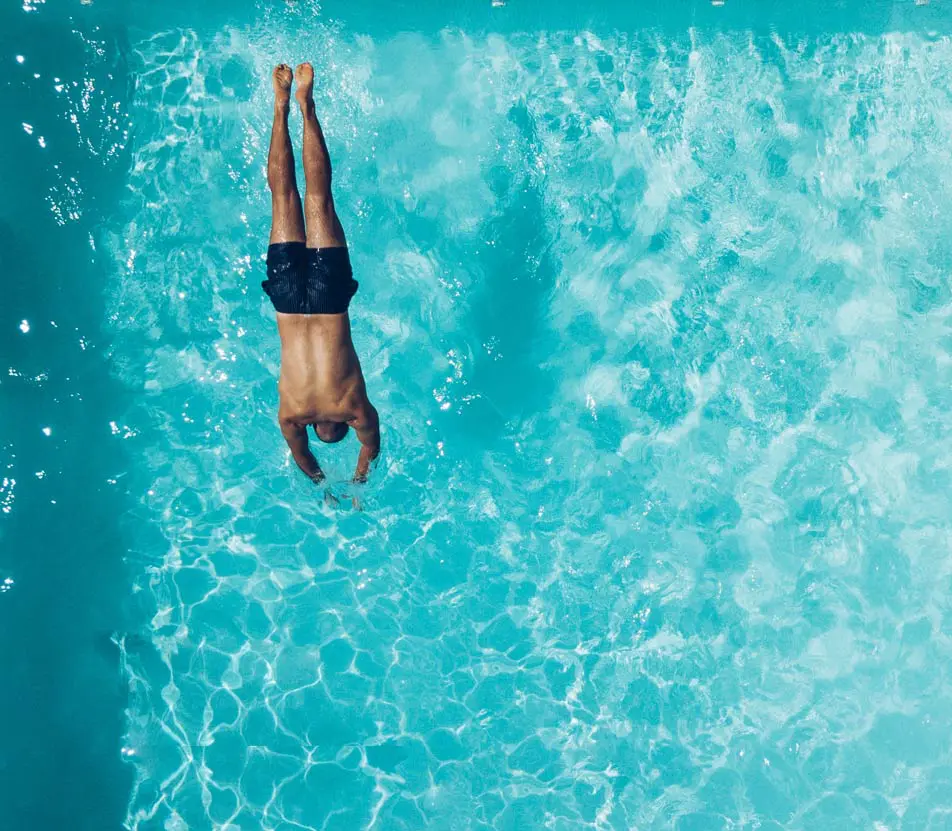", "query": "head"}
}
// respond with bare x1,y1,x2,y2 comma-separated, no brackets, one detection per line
313,421,349,444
